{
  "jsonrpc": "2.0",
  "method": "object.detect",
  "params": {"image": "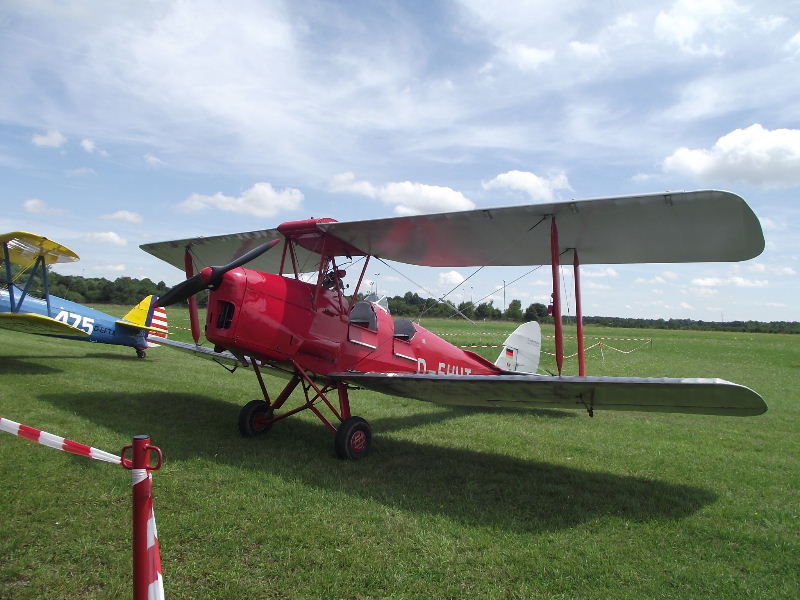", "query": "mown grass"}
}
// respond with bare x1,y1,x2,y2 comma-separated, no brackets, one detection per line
1,307,798,599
